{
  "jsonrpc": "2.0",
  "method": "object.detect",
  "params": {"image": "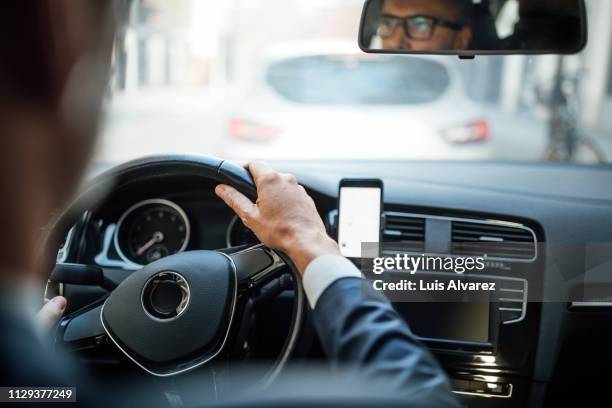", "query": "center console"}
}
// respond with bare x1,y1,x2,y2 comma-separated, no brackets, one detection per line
394,272,535,401
327,208,544,405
